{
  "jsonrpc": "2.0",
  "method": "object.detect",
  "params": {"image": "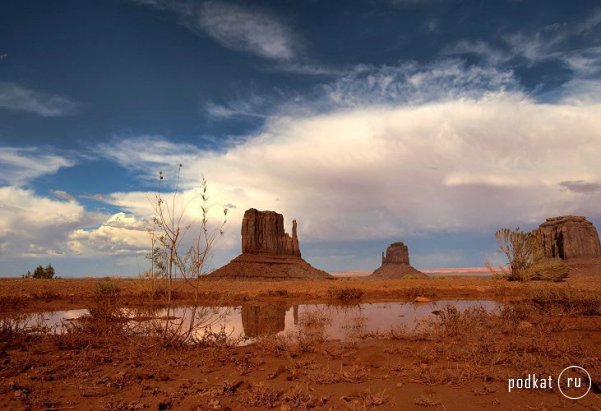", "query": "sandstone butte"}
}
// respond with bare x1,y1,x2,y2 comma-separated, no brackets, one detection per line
209,208,332,280
368,241,428,279
537,215,601,276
